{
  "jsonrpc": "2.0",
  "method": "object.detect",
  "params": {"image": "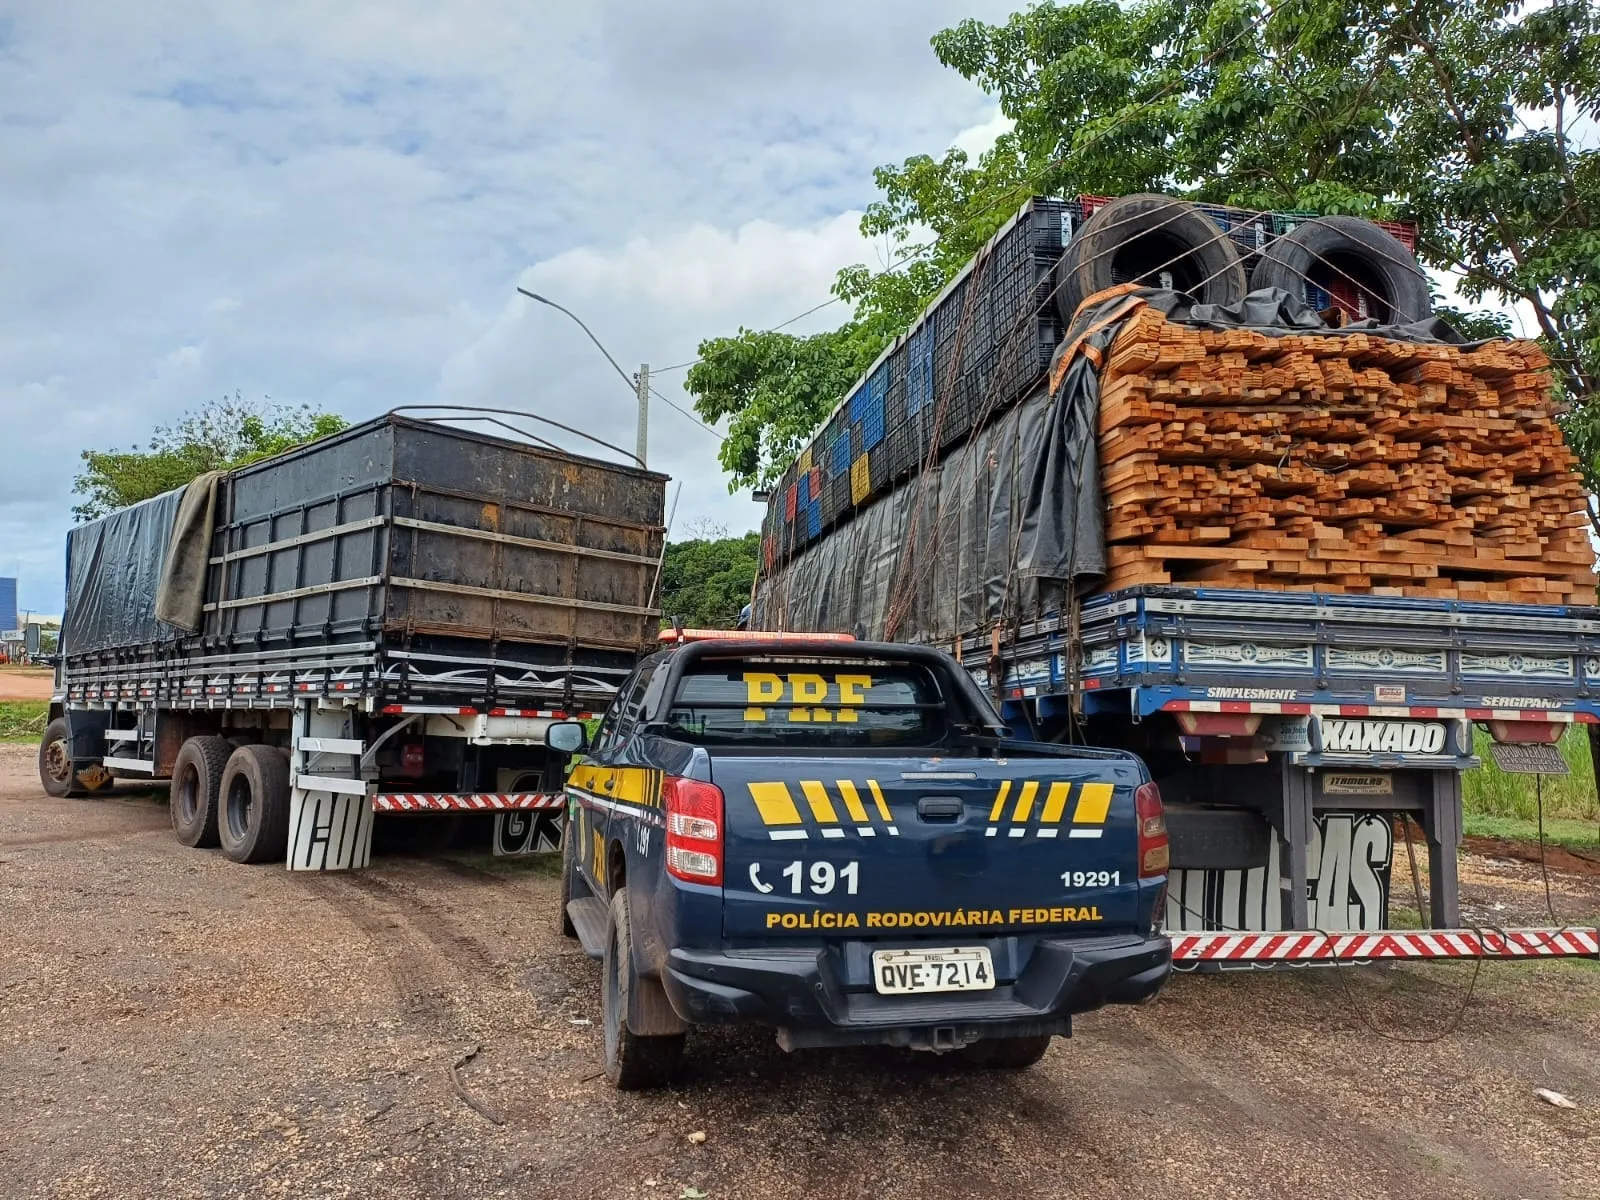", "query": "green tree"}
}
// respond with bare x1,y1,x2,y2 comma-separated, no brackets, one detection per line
73,394,348,520
688,0,1599,505
658,526,761,628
